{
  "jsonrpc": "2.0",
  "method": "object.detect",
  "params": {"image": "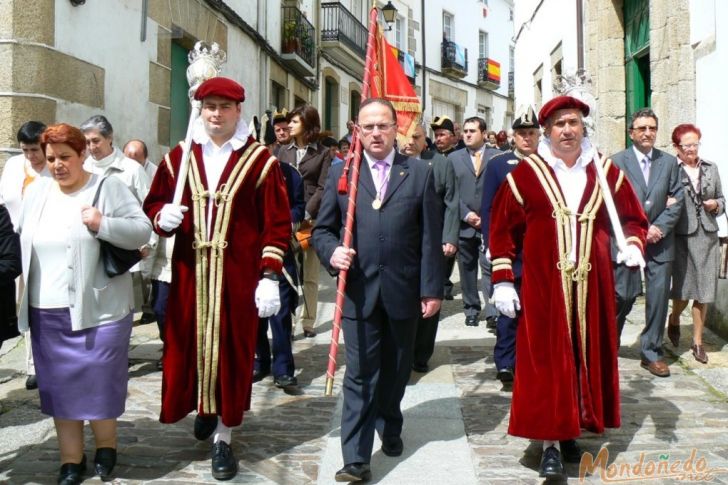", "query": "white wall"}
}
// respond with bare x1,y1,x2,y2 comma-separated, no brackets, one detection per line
513,0,579,111
54,0,159,158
